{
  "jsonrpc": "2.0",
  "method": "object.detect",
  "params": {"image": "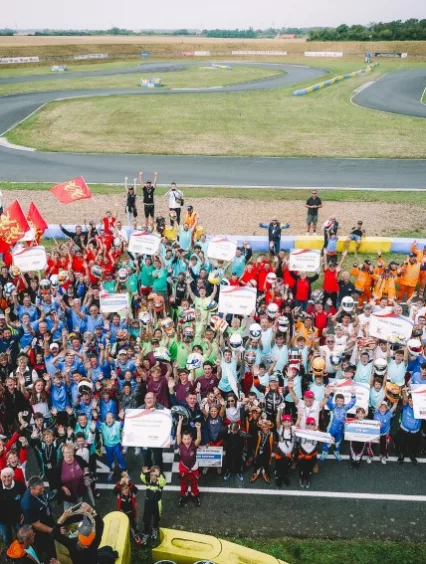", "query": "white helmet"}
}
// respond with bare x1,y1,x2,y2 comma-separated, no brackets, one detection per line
244,350,256,366
153,347,171,363
311,289,324,304
186,352,203,370
341,296,355,312
229,334,243,349
266,303,279,319
373,358,388,376
3,282,15,297
407,338,422,357
277,316,289,332
138,311,151,325
50,275,59,288
40,278,51,291
330,352,342,368
266,272,277,286
249,323,262,341
91,265,103,279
